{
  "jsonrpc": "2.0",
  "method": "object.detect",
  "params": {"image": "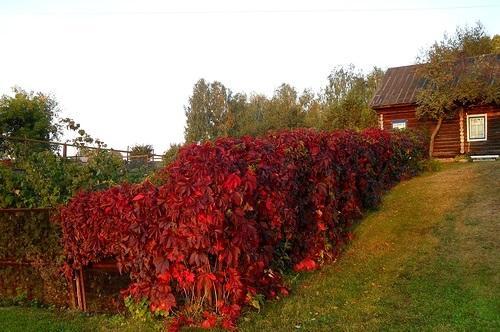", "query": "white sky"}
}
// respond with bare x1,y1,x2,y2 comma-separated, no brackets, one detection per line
1,0,499,153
